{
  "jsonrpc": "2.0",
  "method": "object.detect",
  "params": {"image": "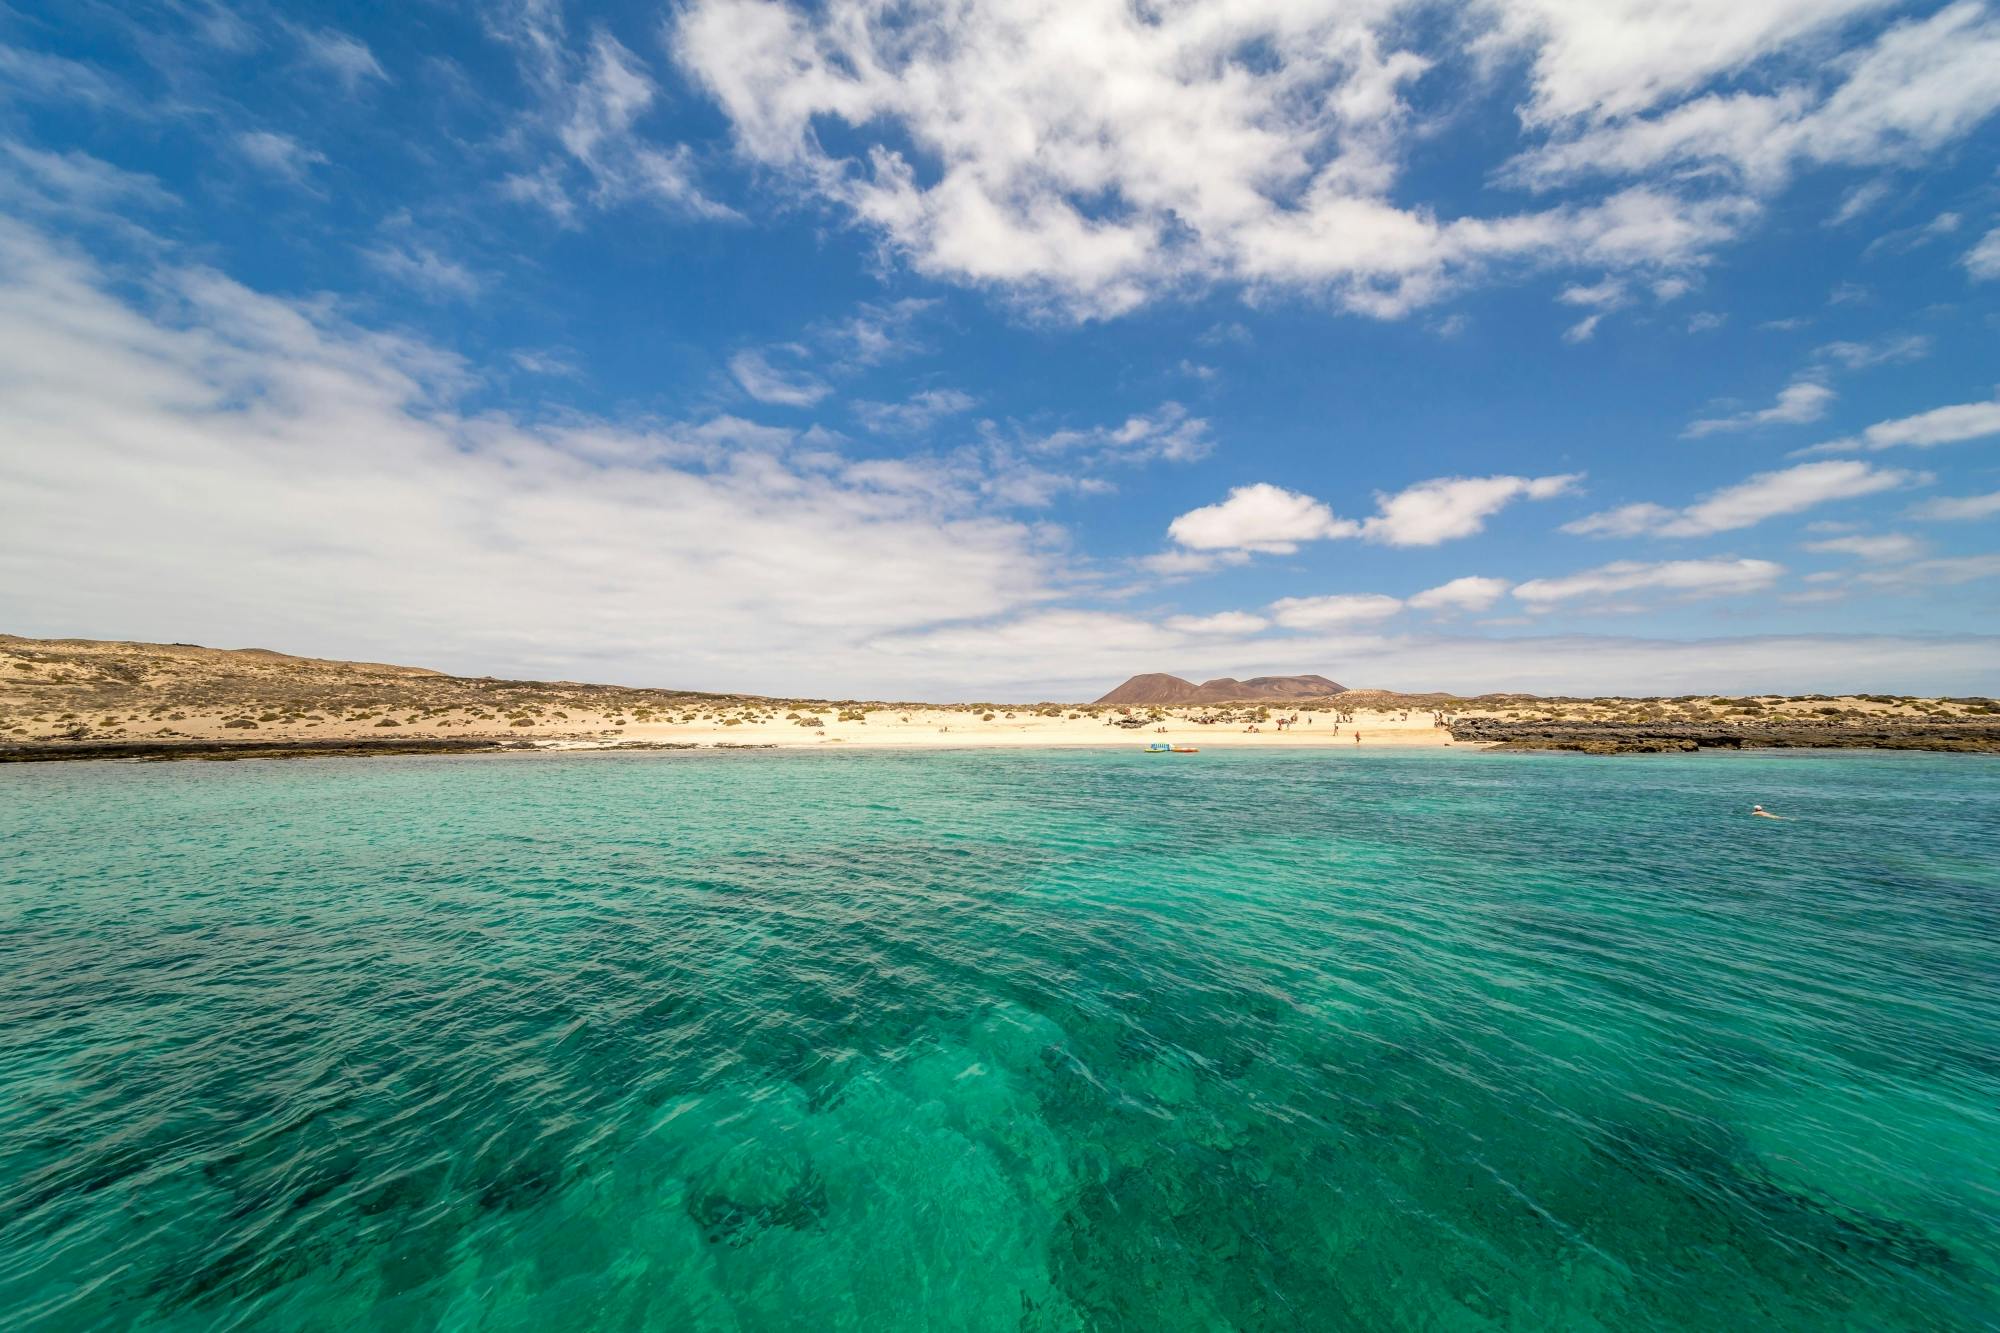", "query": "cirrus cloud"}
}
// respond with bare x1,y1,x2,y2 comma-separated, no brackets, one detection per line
1514,557,1785,606
1565,460,1925,538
